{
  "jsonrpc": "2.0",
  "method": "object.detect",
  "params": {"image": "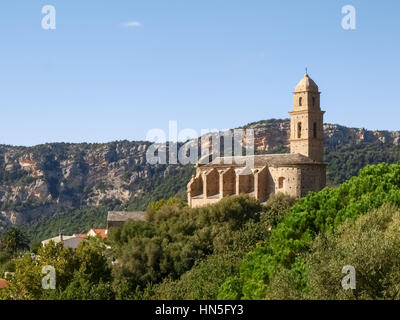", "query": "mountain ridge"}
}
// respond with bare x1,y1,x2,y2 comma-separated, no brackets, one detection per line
1,119,400,235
